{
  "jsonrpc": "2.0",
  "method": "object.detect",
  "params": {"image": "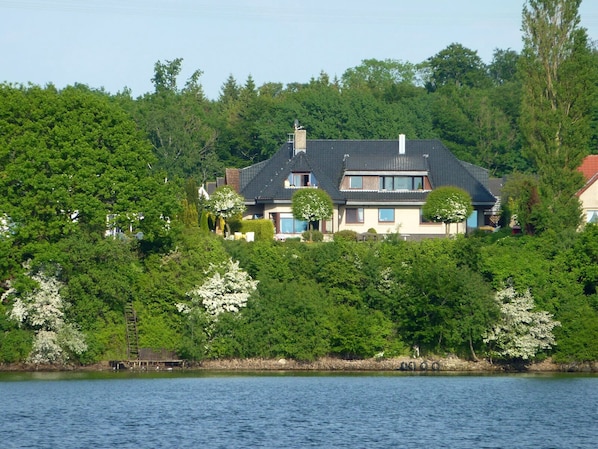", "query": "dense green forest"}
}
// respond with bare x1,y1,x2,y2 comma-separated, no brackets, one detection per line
1,0,598,366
